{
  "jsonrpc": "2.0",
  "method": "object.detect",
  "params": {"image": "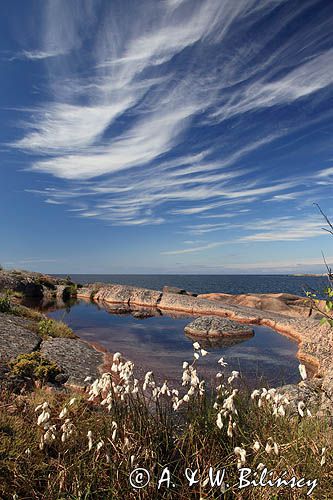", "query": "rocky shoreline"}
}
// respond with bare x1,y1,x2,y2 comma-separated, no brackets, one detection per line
77,282,333,412
1,270,332,413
